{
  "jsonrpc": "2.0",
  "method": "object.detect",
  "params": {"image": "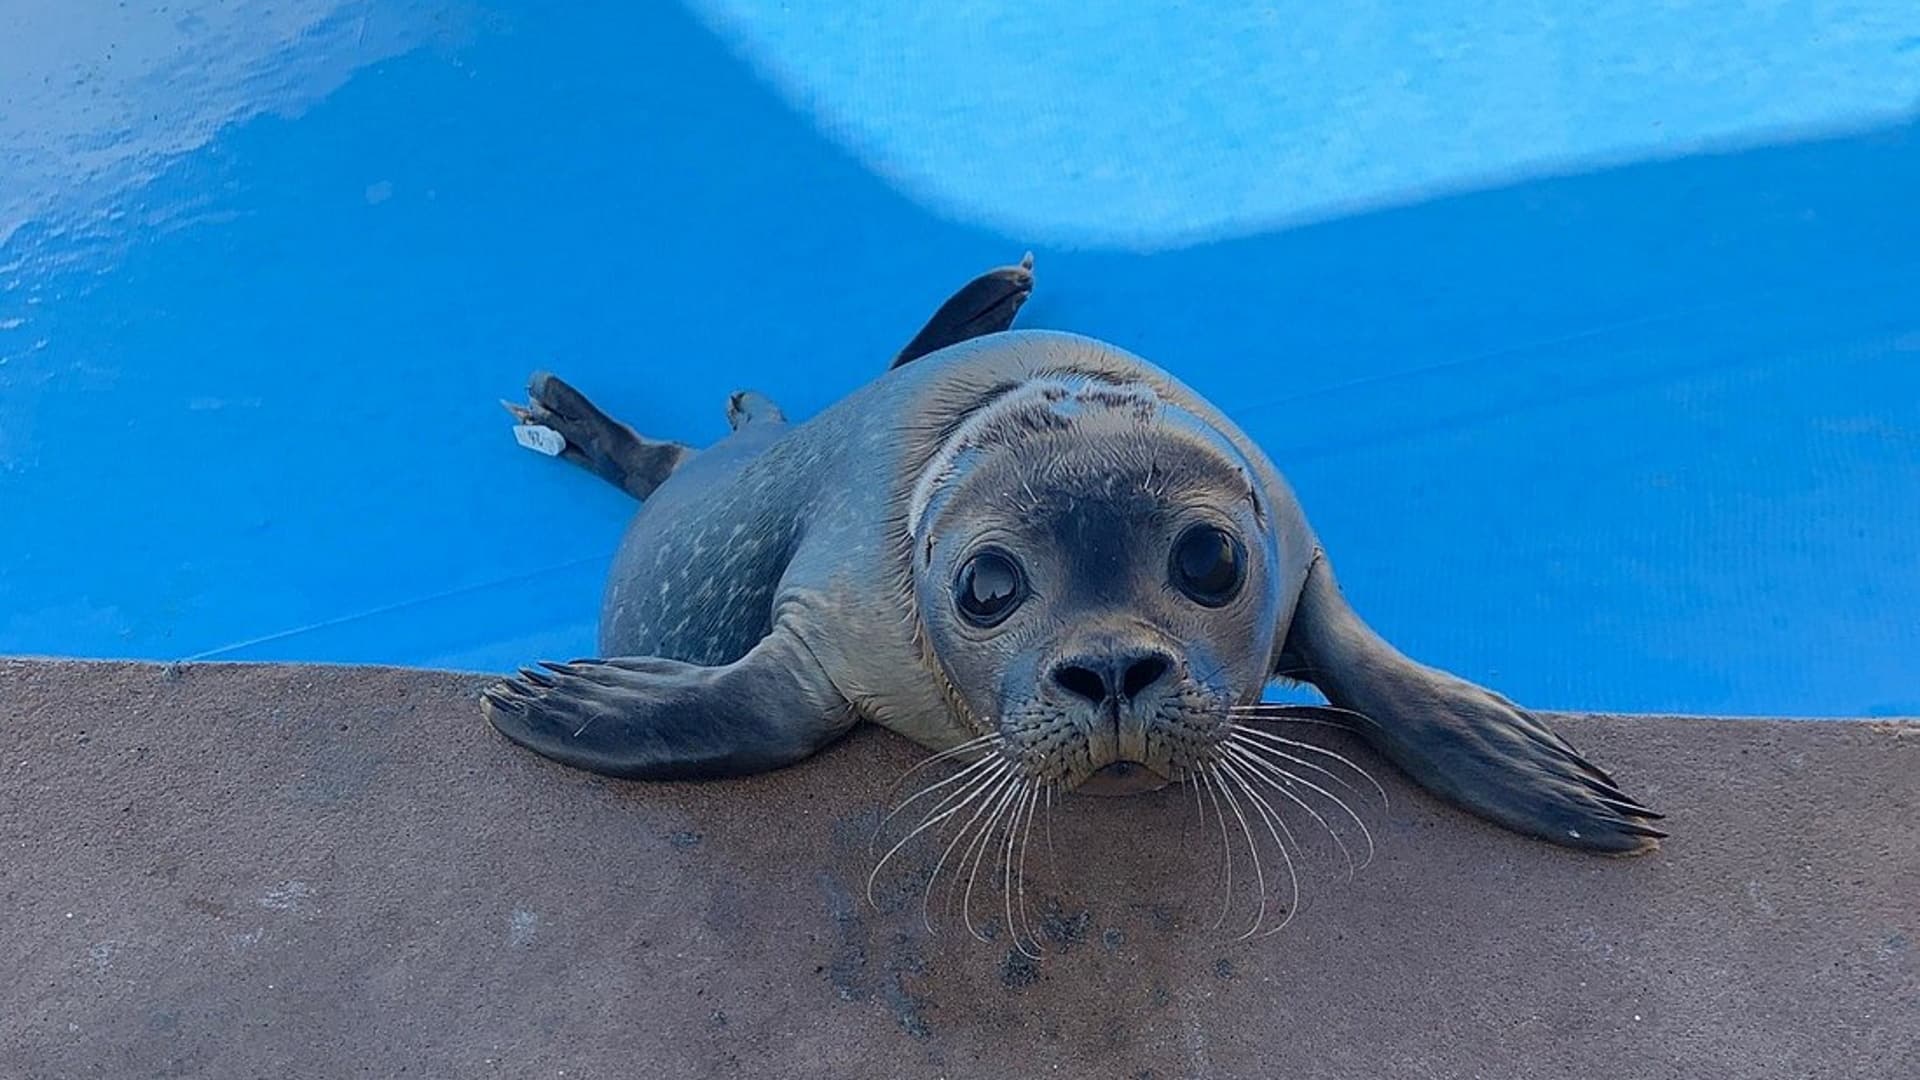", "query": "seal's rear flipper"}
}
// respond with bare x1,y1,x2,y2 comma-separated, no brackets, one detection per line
503,371,692,500
725,389,786,431
1278,554,1667,855
891,253,1036,369
481,624,857,780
